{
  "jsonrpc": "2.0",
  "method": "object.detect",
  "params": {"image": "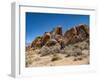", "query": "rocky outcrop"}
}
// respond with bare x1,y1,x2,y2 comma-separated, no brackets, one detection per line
61,39,89,57
26,24,90,67
64,24,89,45
51,26,62,38
31,36,42,48
45,39,57,47
41,32,51,45
31,26,63,48
30,24,89,50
